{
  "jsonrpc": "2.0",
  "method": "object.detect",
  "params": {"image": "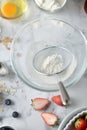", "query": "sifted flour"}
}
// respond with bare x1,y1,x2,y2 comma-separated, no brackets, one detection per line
41,54,63,74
